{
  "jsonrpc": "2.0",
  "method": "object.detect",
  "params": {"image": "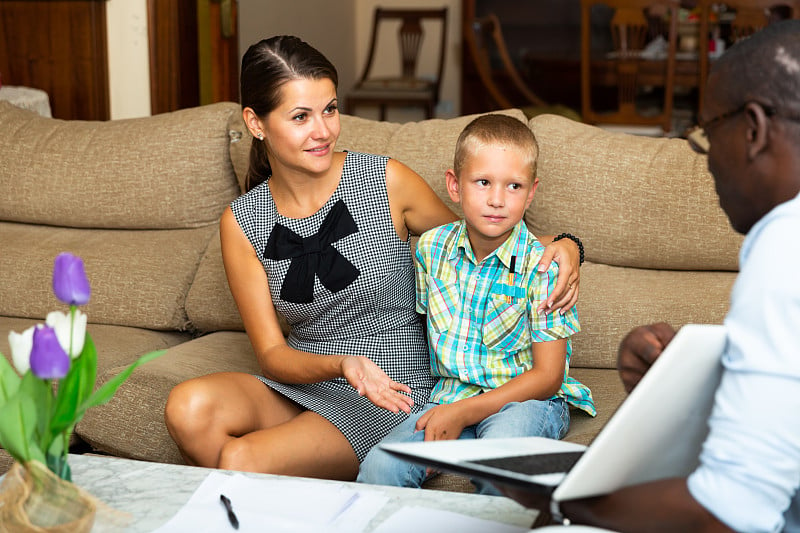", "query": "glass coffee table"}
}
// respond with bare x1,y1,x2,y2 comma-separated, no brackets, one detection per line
69,454,539,532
